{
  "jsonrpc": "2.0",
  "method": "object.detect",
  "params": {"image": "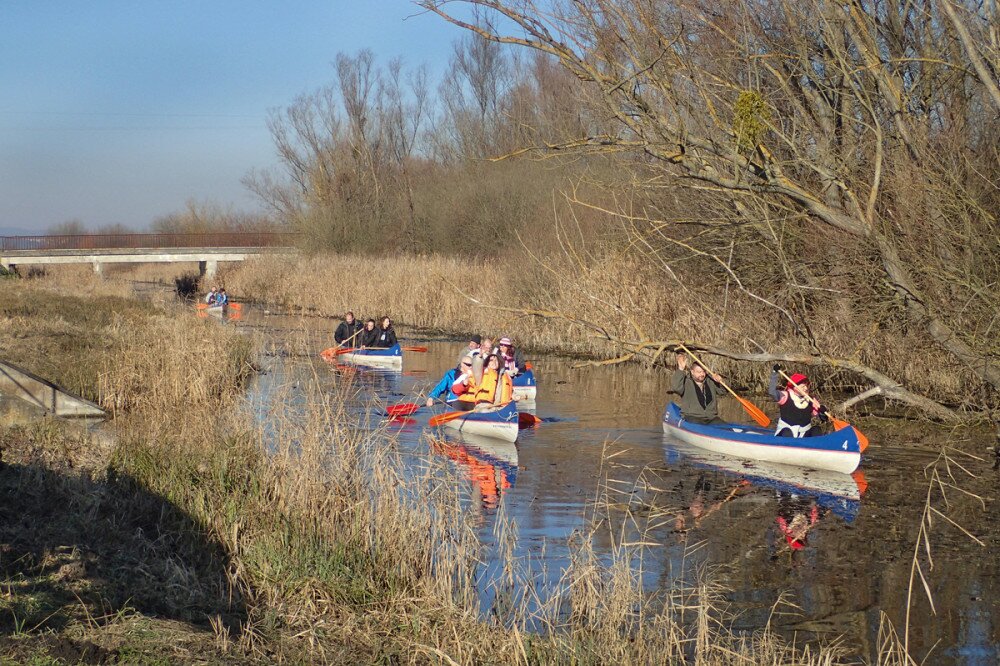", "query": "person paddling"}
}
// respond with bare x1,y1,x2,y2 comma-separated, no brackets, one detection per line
768,365,829,437
205,286,218,305
672,351,726,425
451,355,479,411
426,357,471,407
335,311,363,346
